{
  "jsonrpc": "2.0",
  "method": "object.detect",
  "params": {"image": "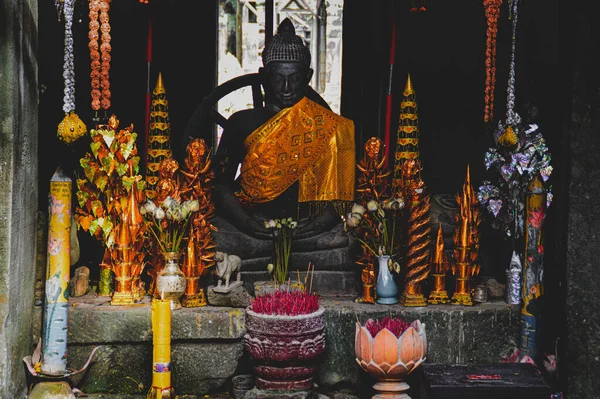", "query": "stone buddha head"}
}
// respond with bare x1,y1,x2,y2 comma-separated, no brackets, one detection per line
260,18,313,113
